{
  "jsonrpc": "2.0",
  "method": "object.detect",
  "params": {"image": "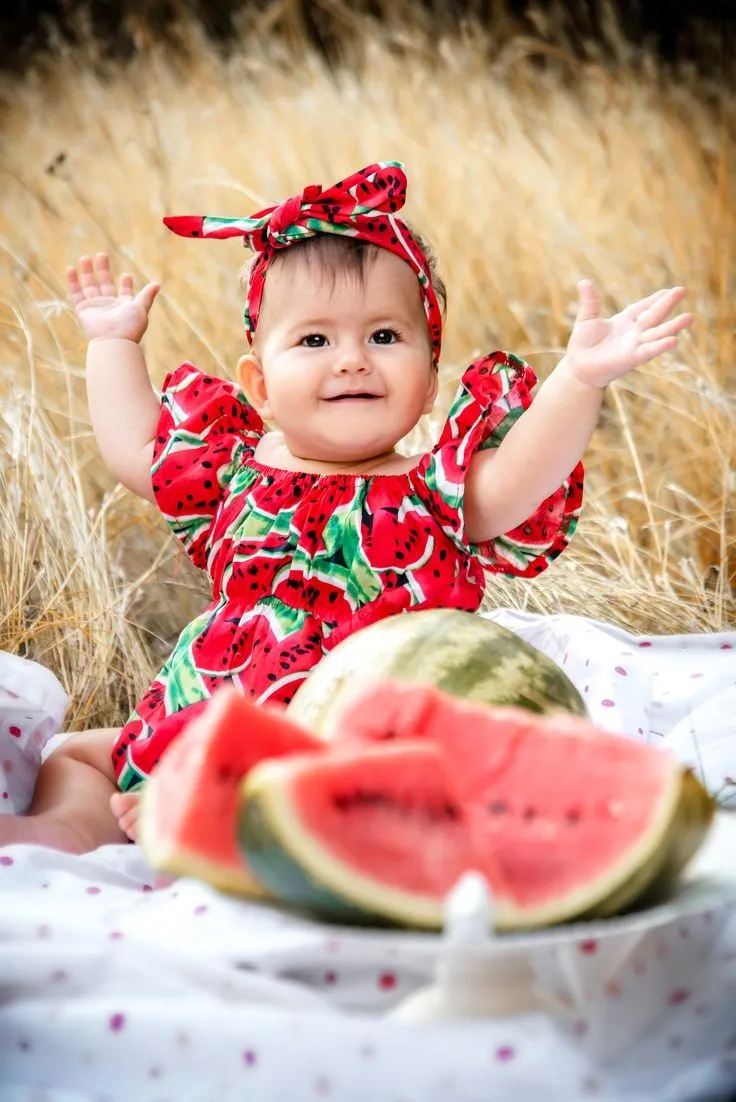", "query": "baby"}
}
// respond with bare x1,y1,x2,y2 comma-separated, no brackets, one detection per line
0,161,691,854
